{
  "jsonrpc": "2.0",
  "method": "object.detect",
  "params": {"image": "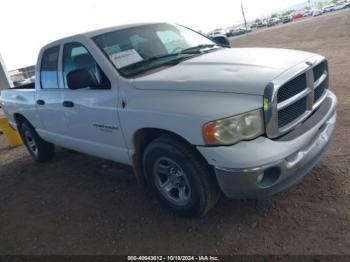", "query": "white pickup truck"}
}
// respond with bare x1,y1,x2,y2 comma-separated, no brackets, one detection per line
0,23,337,216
